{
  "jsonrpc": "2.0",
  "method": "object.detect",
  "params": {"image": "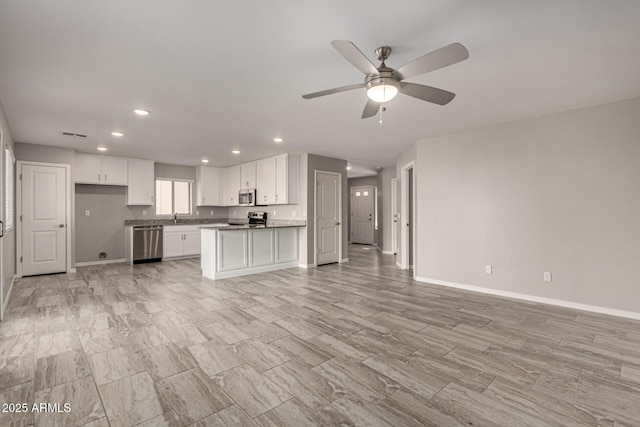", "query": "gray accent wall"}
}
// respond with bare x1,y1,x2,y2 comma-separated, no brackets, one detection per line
0,99,16,314
414,97,640,313
306,154,348,266
76,162,227,263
